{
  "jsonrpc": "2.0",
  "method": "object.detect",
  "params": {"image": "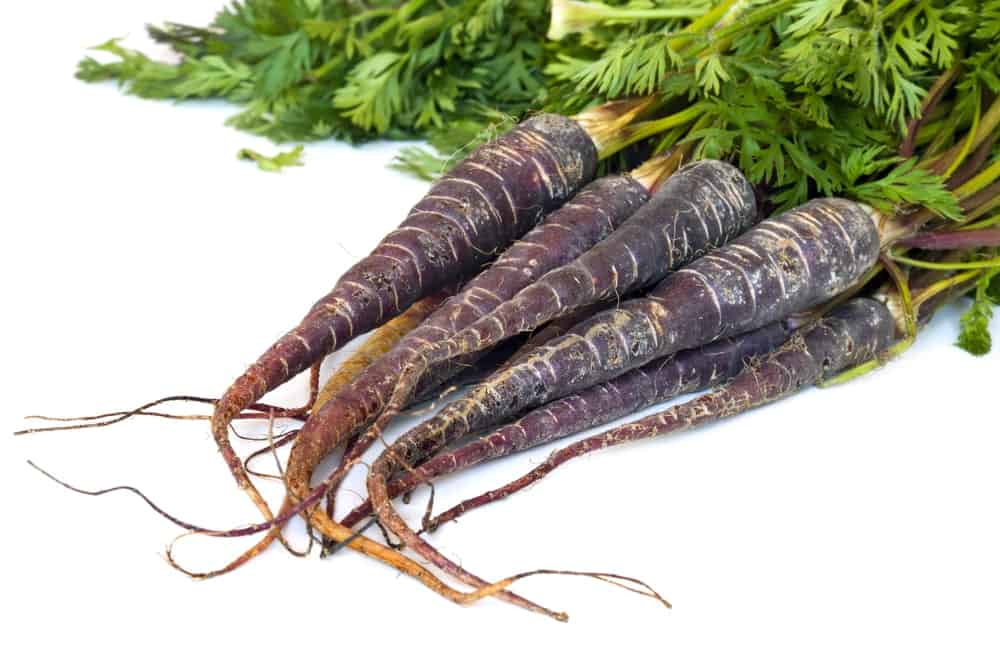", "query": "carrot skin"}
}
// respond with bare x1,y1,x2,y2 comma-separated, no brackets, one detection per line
410,333,530,404
408,303,613,411
211,114,597,512
340,320,790,529
499,302,614,370
430,298,895,523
